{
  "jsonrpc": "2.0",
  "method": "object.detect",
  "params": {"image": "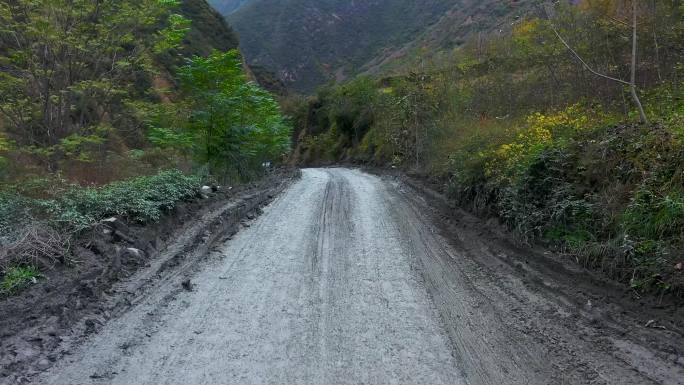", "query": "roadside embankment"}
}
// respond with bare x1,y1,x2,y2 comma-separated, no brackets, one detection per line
0,168,300,382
